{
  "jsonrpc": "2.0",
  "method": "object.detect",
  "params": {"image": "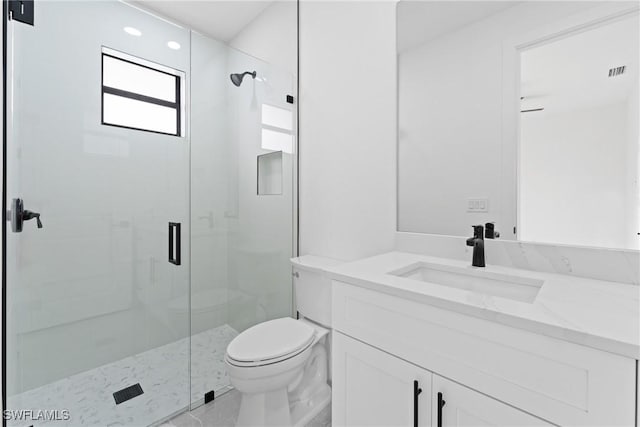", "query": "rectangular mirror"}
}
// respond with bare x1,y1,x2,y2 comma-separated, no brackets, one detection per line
397,1,639,250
